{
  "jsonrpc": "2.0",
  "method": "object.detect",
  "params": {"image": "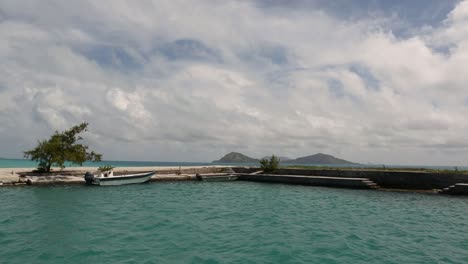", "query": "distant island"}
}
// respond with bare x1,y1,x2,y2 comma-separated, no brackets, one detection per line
212,152,259,163
283,153,356,165
212,152,355,164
